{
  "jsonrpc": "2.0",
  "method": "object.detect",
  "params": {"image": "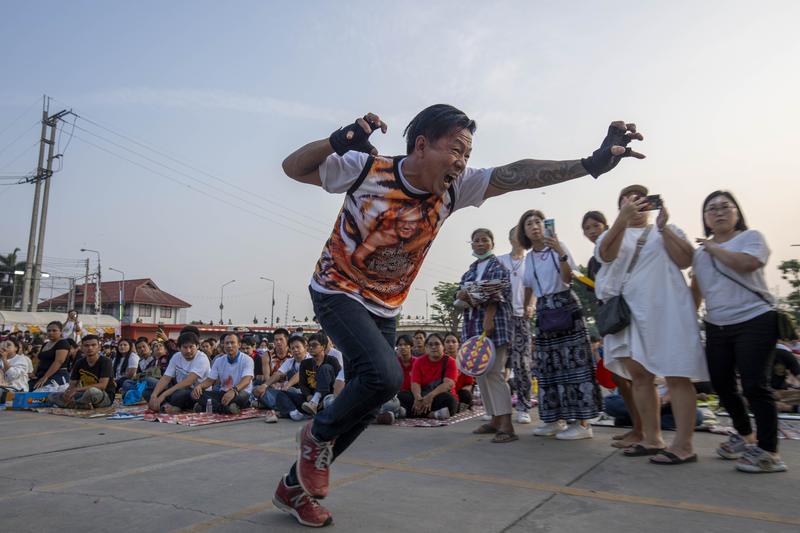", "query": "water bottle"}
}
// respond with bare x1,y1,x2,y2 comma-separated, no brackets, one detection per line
205,398,213,414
